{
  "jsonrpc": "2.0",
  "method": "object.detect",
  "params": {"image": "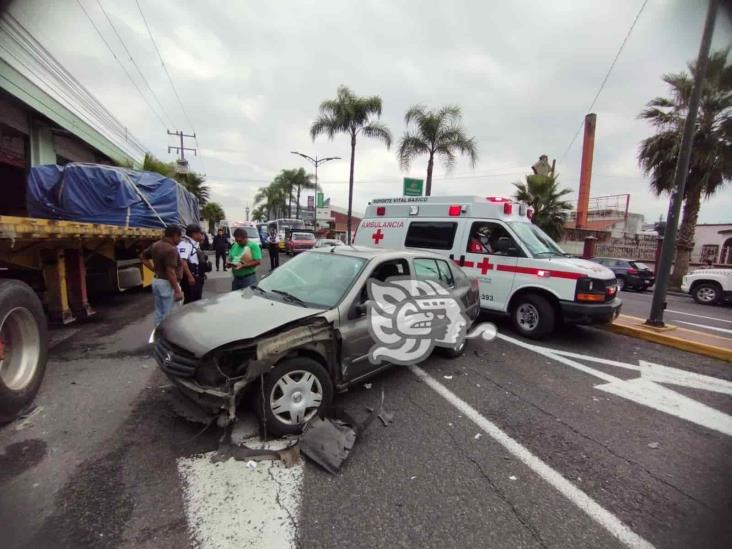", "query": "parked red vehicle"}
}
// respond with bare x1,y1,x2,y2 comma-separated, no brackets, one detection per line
286,231,316,255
